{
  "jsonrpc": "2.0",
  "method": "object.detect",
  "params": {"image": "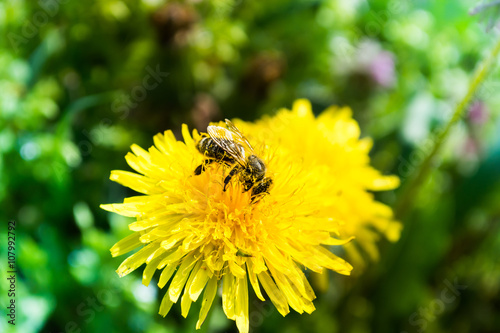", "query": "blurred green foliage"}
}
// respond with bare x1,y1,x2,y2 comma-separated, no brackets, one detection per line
1,0,500,332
